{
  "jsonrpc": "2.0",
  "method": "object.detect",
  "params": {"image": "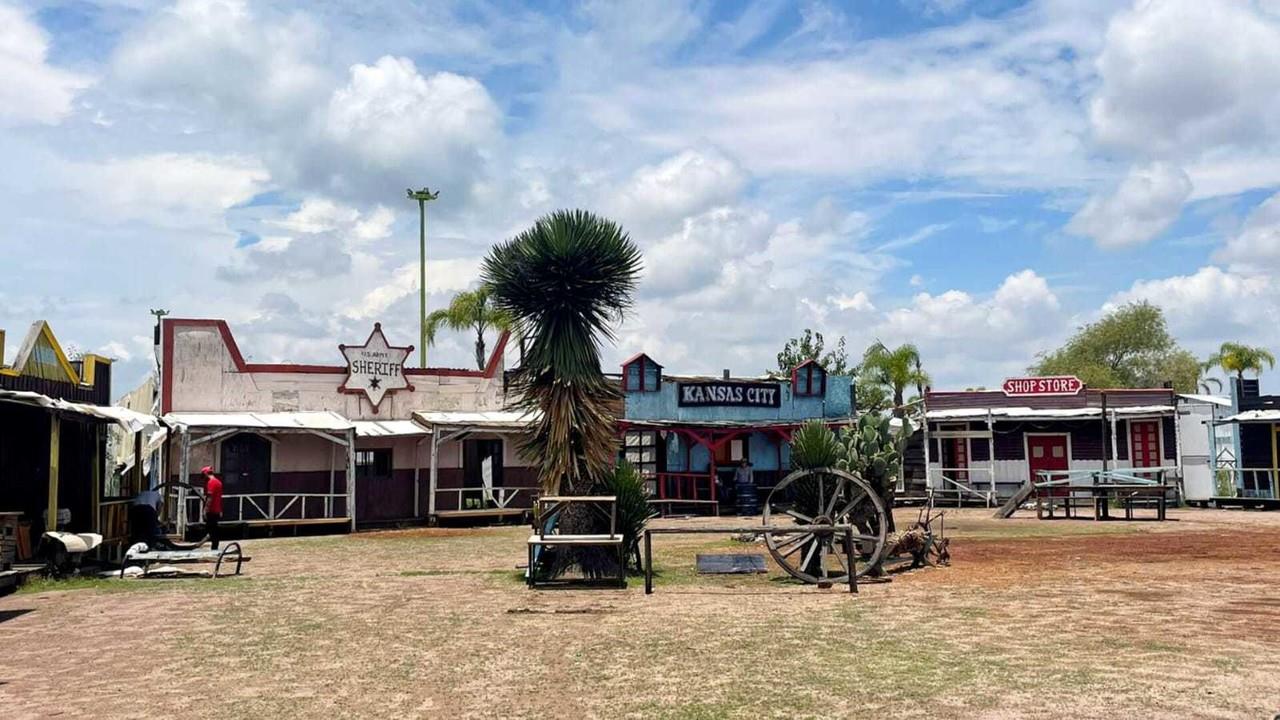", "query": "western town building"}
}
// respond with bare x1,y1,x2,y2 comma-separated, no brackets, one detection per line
616,354,854,515
160,318,537,533
920,378,1180,503
1211,378,1280,506
1,321,158,564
